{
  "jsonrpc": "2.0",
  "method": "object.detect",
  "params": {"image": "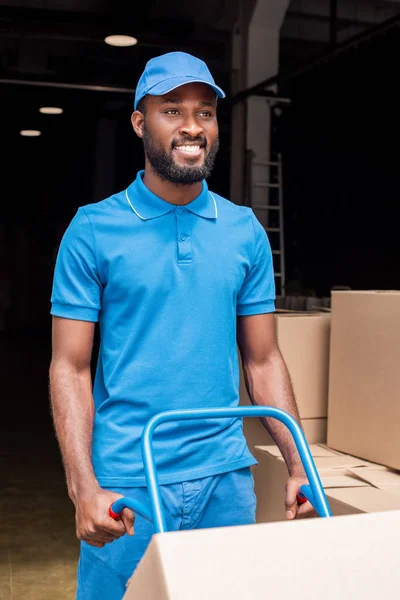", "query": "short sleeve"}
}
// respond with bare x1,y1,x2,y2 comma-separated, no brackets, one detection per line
50,208,102,322
236,212,276,316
